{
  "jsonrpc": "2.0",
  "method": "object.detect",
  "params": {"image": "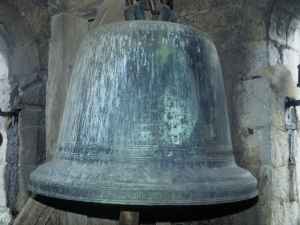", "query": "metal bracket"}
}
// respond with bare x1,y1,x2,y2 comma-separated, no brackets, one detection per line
285,65,300,107
134,0,150,20
124,0,173,21
0,103,25,124
285,99,297,130
284,66,300,165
